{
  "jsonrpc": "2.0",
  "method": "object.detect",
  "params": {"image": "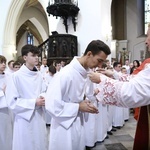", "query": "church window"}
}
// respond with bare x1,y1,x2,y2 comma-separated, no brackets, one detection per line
27,32,34,45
